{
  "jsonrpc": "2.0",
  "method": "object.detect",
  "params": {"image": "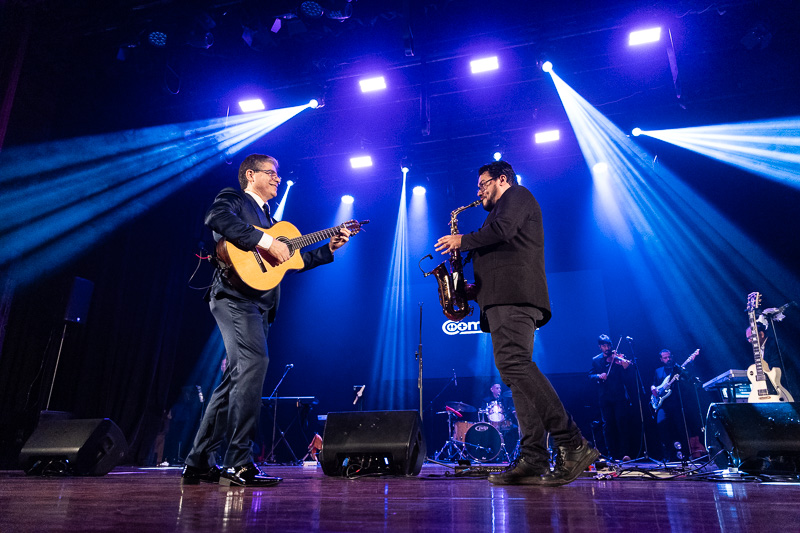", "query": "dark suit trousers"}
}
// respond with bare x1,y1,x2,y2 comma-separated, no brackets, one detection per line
486,305,582,463
185,294,270,469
